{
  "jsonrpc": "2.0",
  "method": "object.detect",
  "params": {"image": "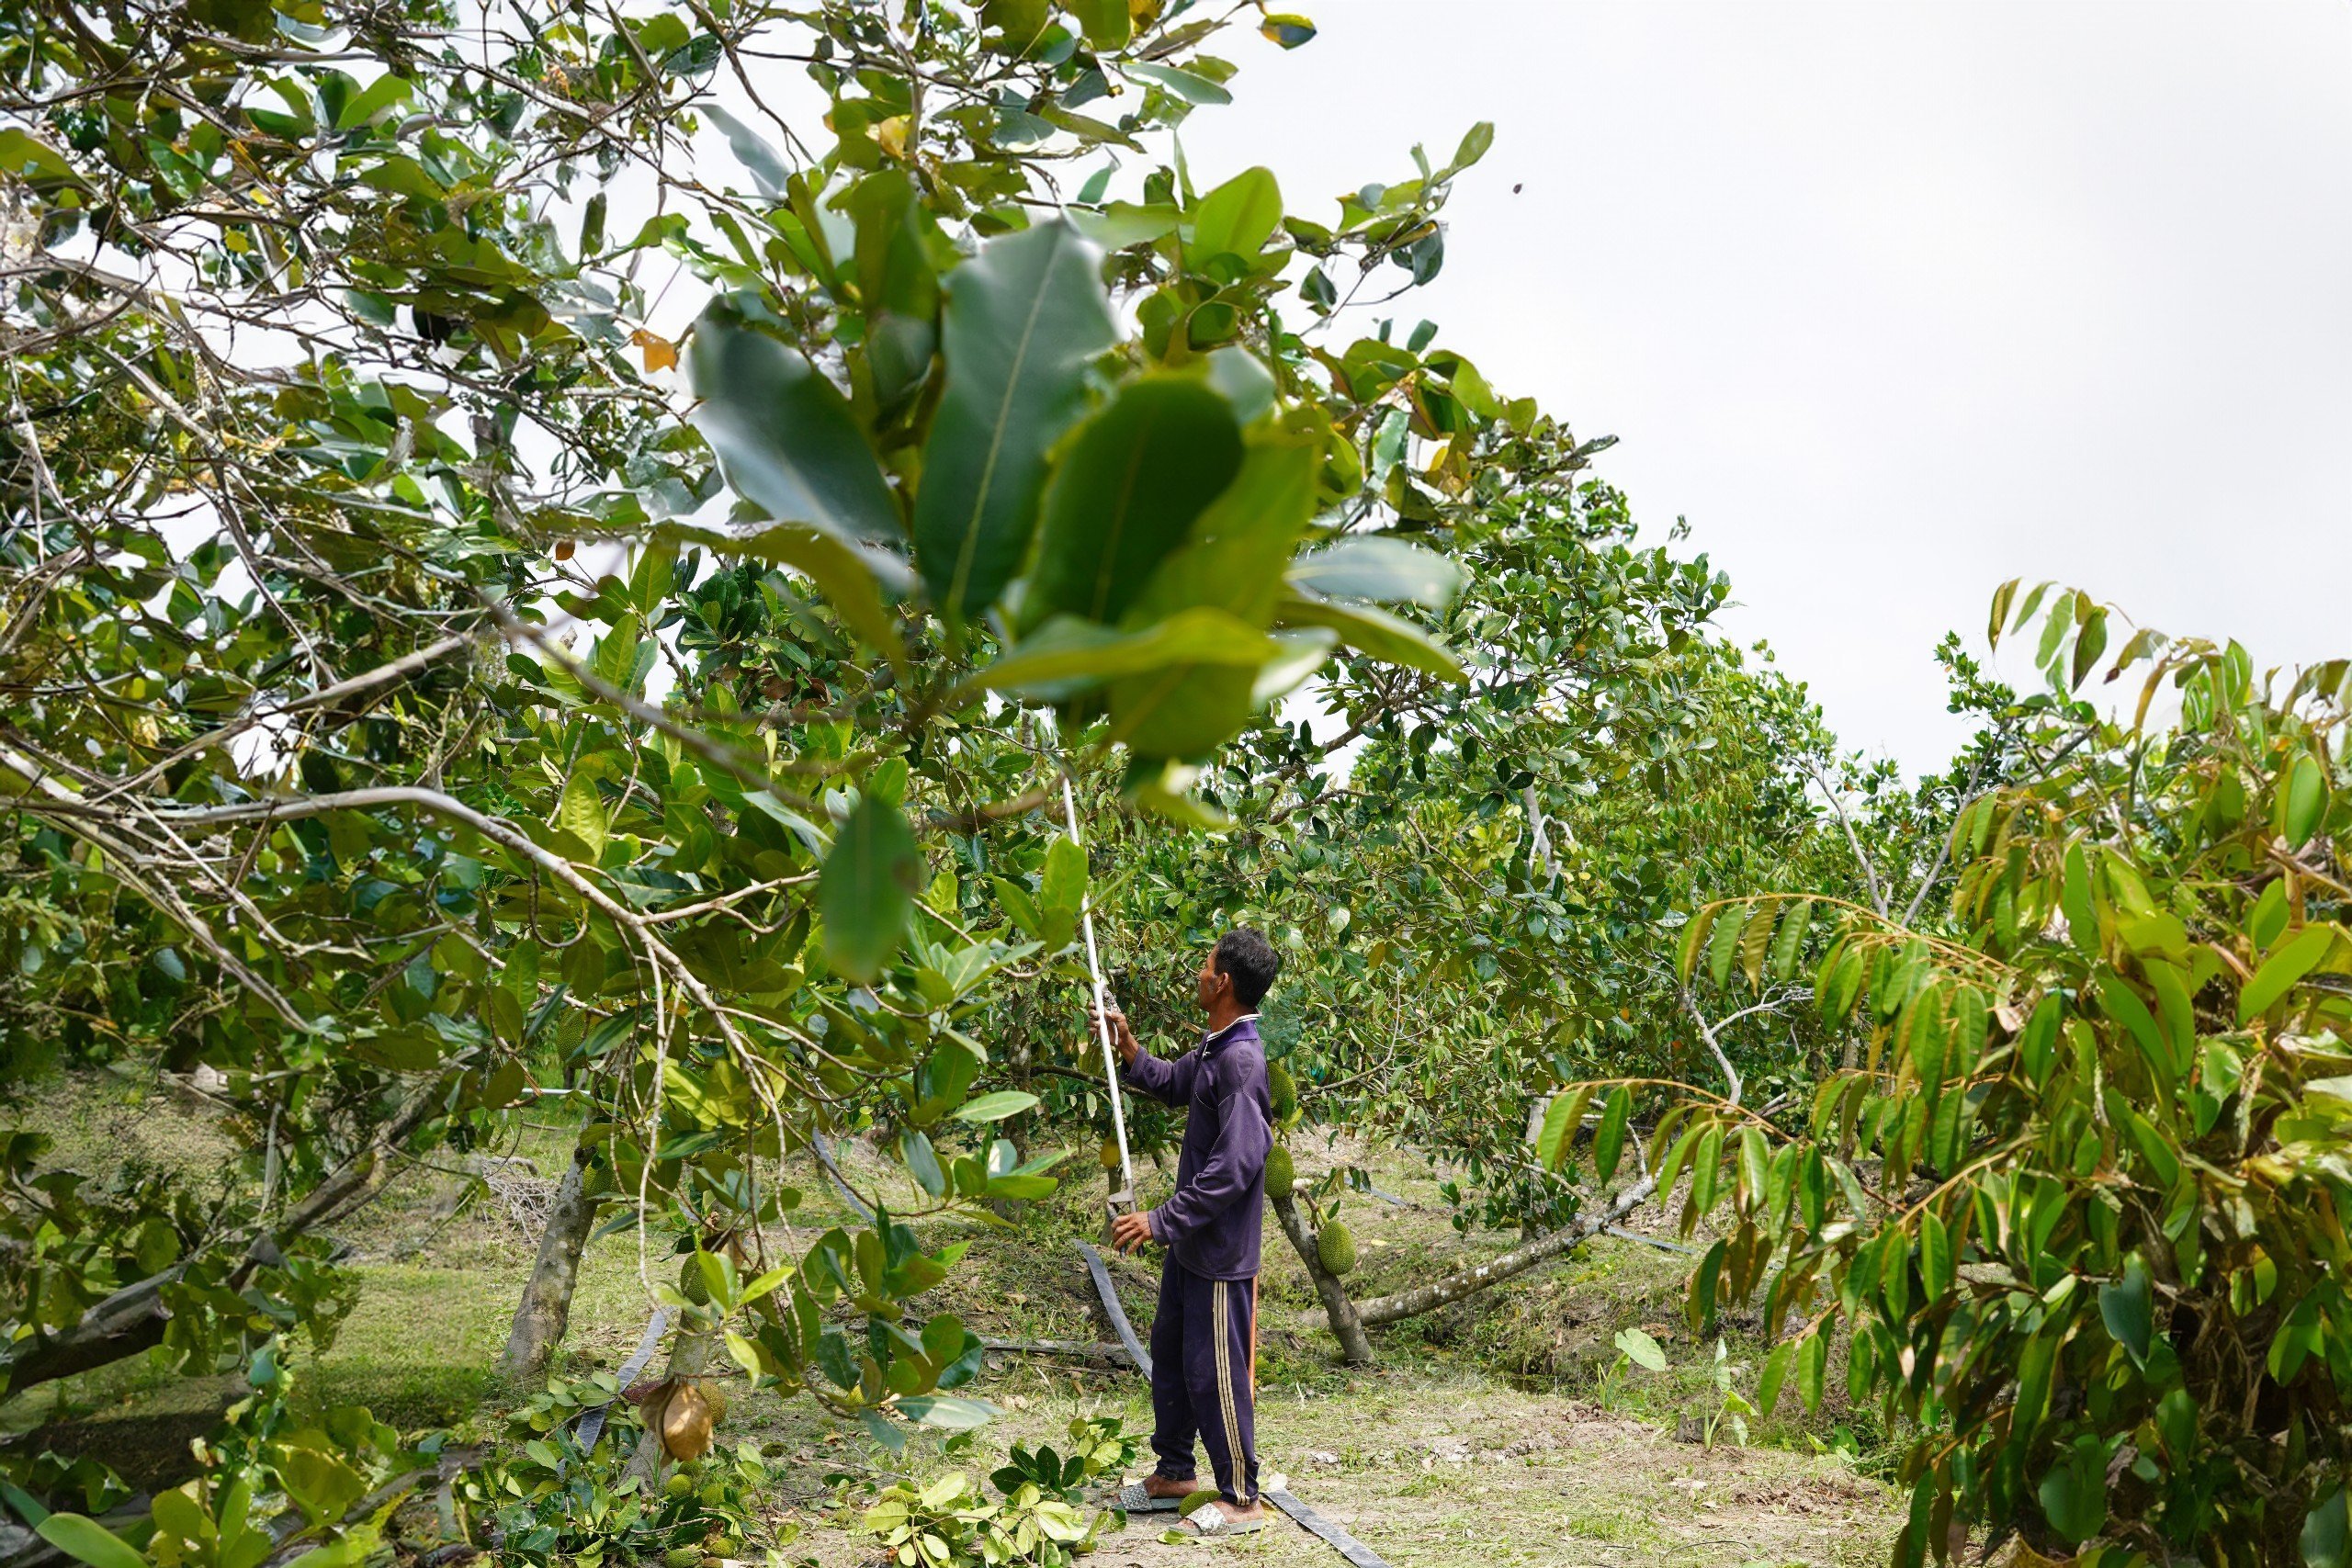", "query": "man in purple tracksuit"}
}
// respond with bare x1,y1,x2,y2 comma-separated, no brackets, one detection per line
1097,928,1280,1539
